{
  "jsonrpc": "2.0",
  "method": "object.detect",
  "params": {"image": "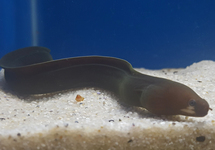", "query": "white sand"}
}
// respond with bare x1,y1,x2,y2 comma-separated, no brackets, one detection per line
0,60,214,150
